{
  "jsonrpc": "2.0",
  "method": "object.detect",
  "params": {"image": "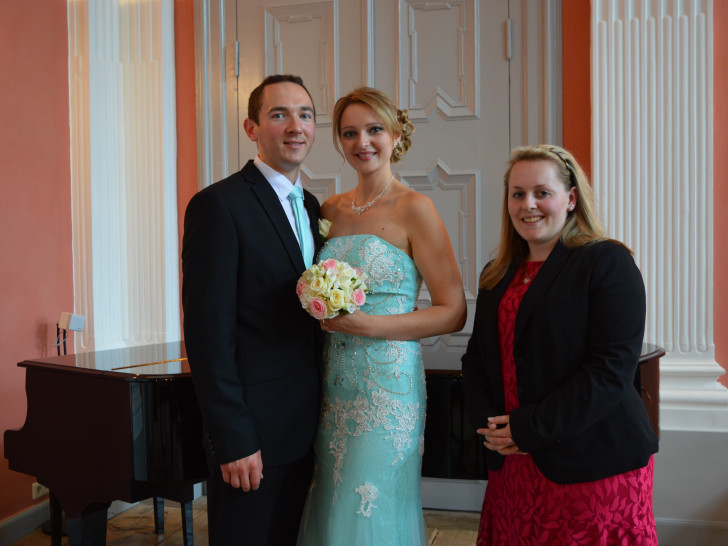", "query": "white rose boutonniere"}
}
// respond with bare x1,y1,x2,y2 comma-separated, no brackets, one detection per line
318,218,332,242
